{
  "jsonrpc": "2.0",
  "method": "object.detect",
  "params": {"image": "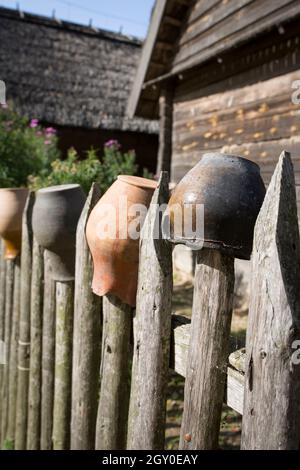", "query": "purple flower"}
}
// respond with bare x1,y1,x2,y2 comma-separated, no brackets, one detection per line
30,118,39,128
105,139,120,149
44,140,51,145
45,127,56,136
